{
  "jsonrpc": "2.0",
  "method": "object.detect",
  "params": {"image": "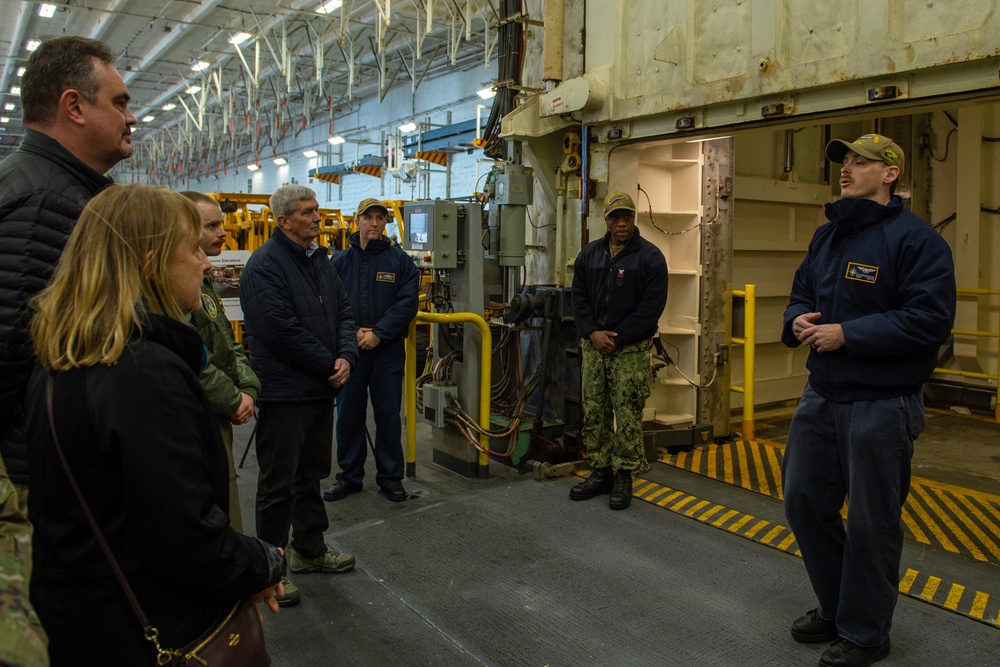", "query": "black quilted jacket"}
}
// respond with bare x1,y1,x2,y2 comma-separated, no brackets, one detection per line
0,129,112,484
